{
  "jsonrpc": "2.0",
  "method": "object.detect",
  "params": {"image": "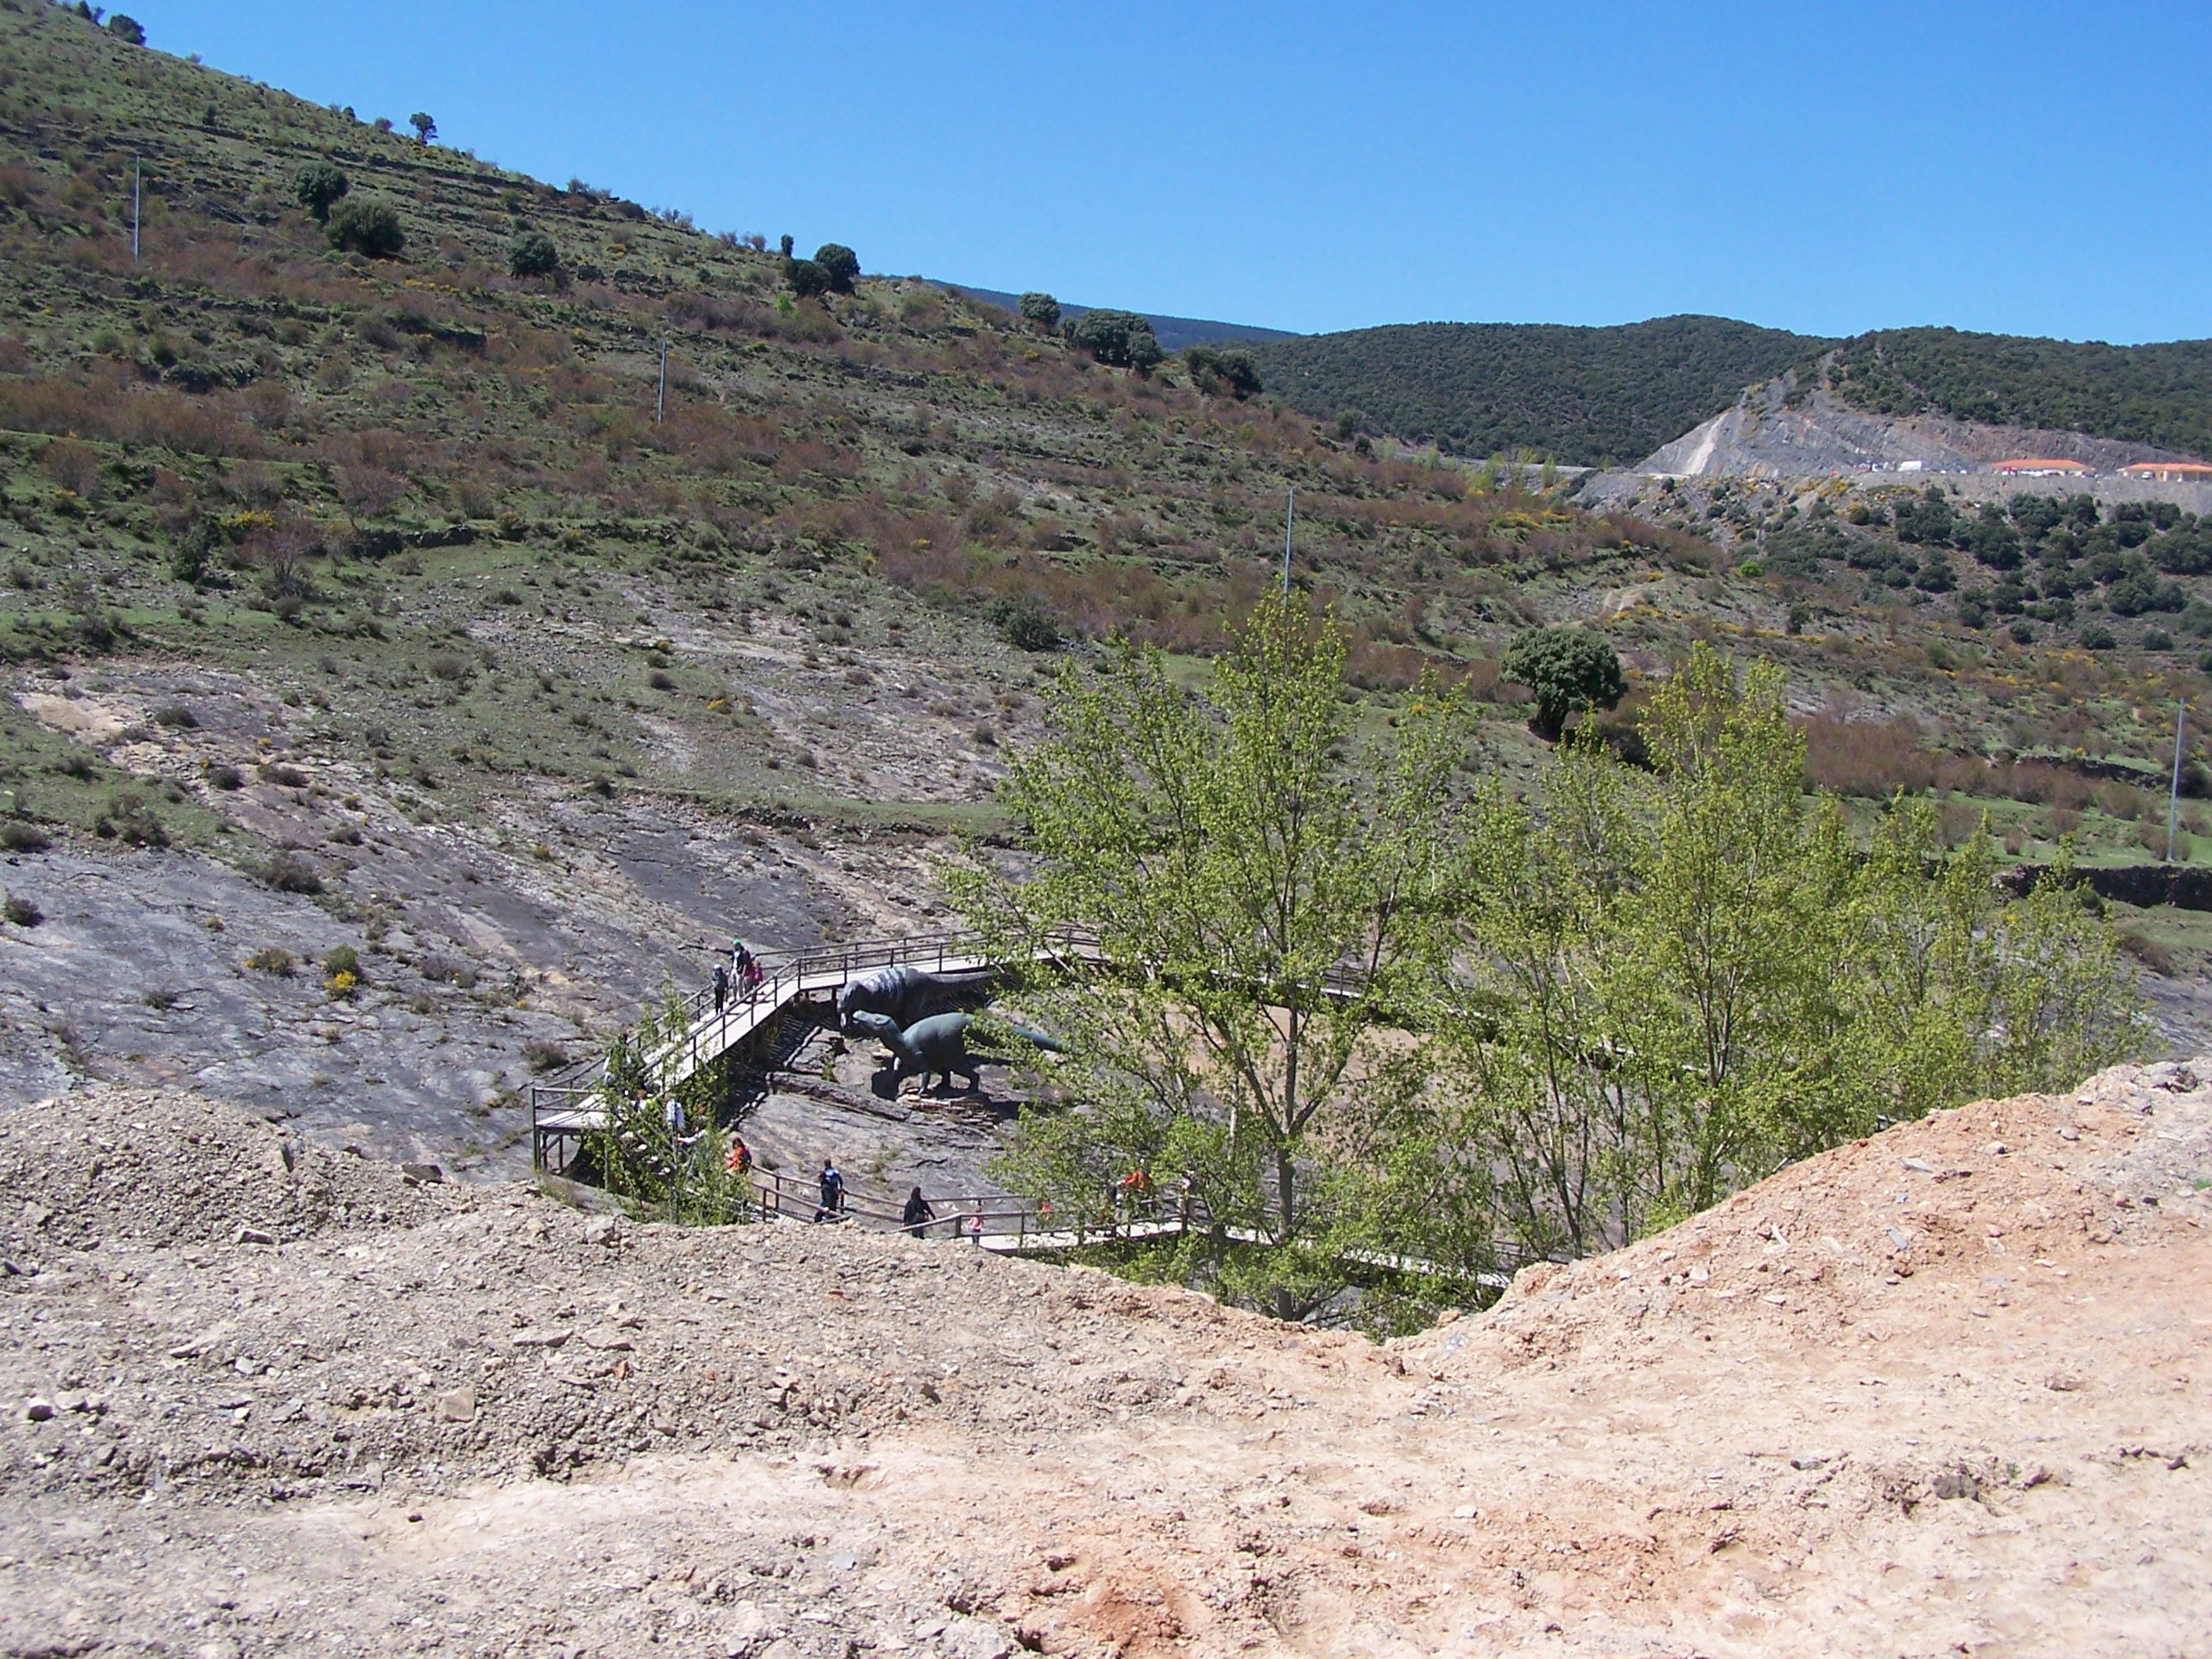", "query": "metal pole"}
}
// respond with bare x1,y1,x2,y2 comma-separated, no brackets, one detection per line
131,155,140,262
2169,702,2187,863
655,340,668,424
1281,486,1294,598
